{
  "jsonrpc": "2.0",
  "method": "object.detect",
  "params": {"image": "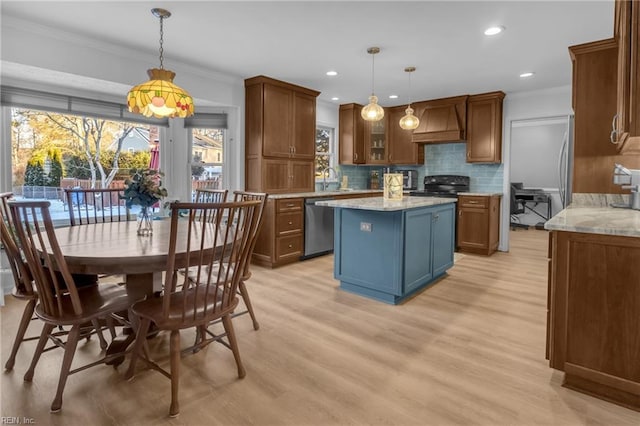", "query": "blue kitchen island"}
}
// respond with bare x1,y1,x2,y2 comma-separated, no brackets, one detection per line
316,196,457,304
